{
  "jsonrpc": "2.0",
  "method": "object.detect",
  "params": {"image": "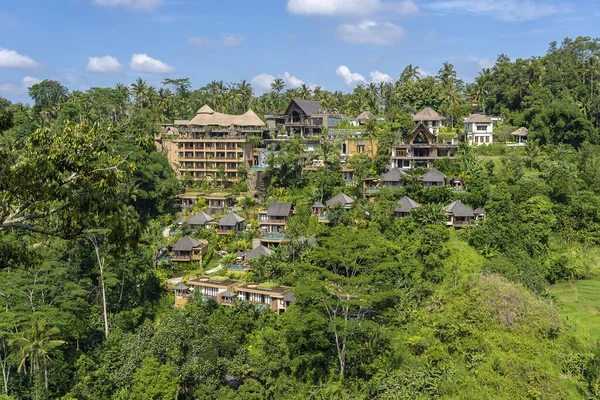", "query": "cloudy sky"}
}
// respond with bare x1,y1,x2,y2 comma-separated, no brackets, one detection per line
0,0,597,103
